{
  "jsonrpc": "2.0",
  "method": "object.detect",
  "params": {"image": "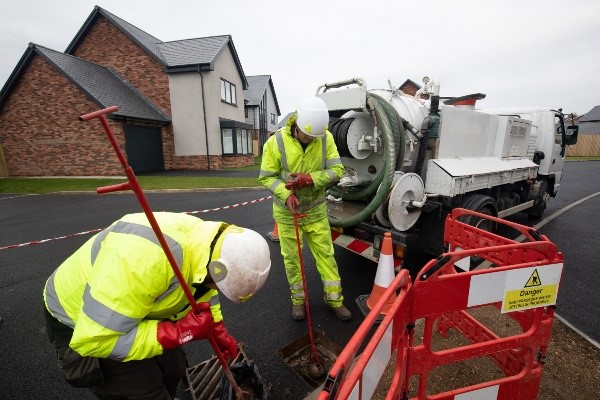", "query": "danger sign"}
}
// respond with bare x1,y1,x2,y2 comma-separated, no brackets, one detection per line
501,263,563,313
